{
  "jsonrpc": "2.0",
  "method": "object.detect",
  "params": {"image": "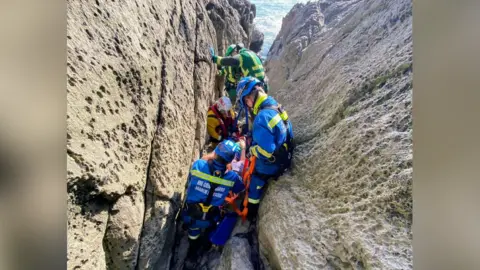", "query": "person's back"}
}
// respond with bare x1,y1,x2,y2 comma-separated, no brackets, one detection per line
211,44,269,92
181,140,244,261
186,159,243,206
237,48,265,81
250,95,293,175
